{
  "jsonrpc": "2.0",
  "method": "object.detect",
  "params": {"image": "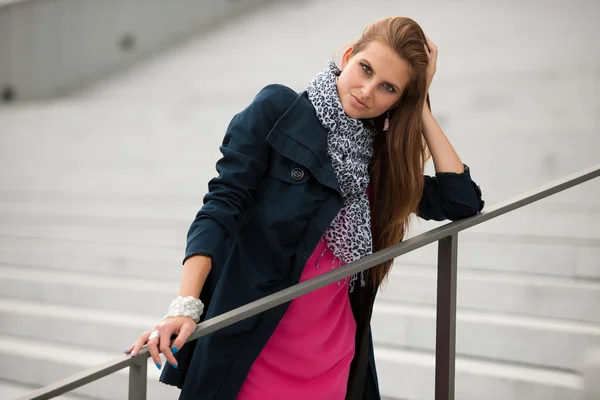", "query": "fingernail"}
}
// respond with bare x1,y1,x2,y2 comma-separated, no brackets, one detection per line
171,363,178,369
172,346,179,354
155,363,161,370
